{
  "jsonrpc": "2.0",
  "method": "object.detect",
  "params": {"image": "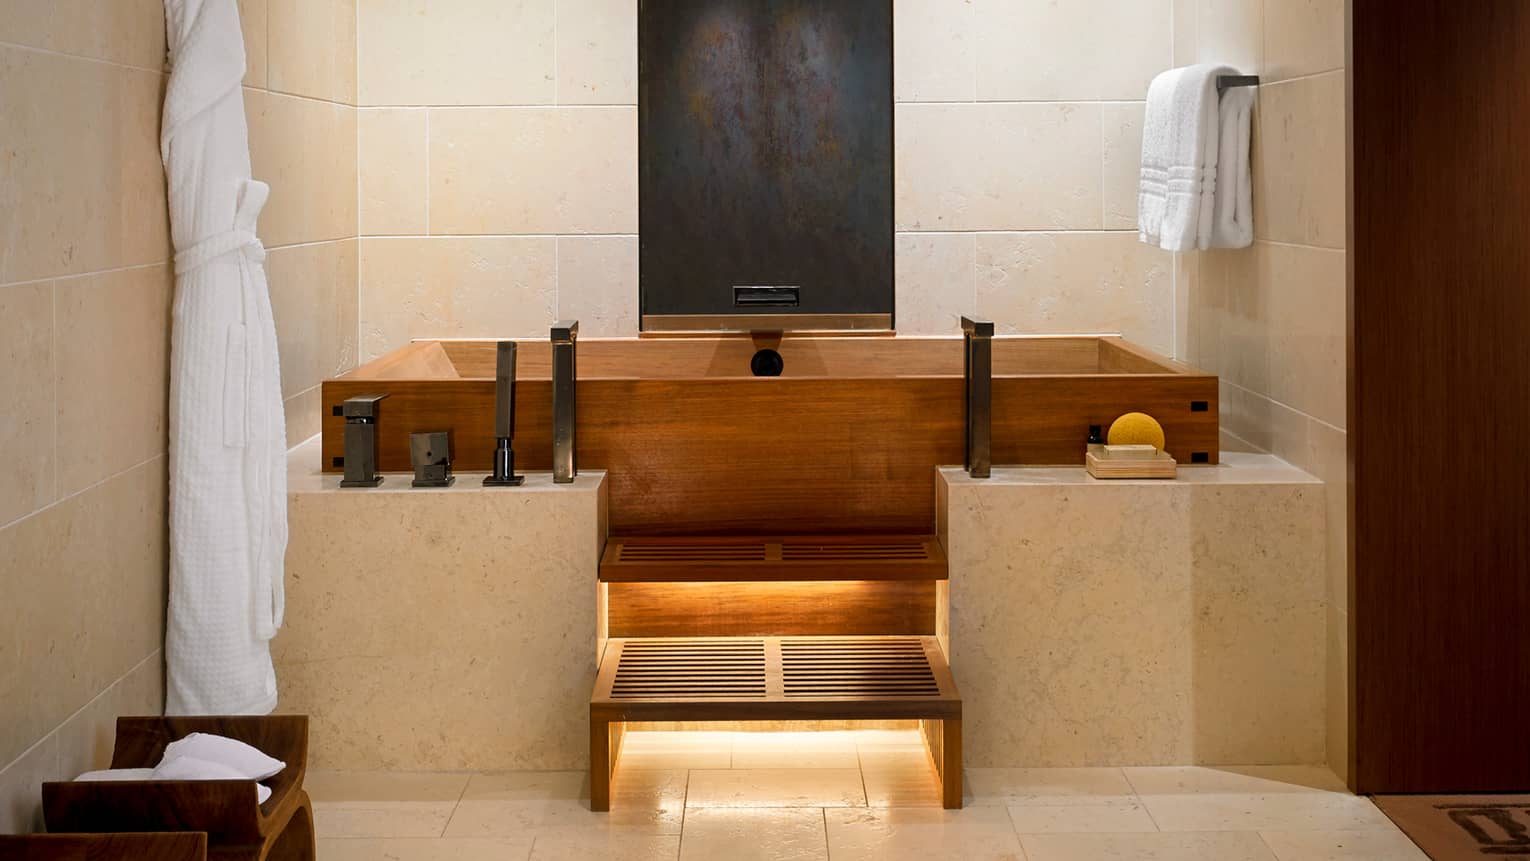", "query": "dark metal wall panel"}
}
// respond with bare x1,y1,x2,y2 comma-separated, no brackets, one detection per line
639,0,894,321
